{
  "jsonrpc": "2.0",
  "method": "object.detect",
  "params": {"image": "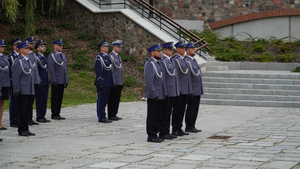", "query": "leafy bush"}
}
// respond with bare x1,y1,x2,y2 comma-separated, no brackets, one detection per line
253,52,273,62
224,35,239,42
276,54,296,62
87,40,100,50
75,31,93,41
56,21,76,31
276,42,294,53
124,75,139,87
192,29,219,44
11,26,25,36
294,39,300,46
71,49,93,70
120,53,135,62
292,66,300,72
253,43,267,52
35,26,54,35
